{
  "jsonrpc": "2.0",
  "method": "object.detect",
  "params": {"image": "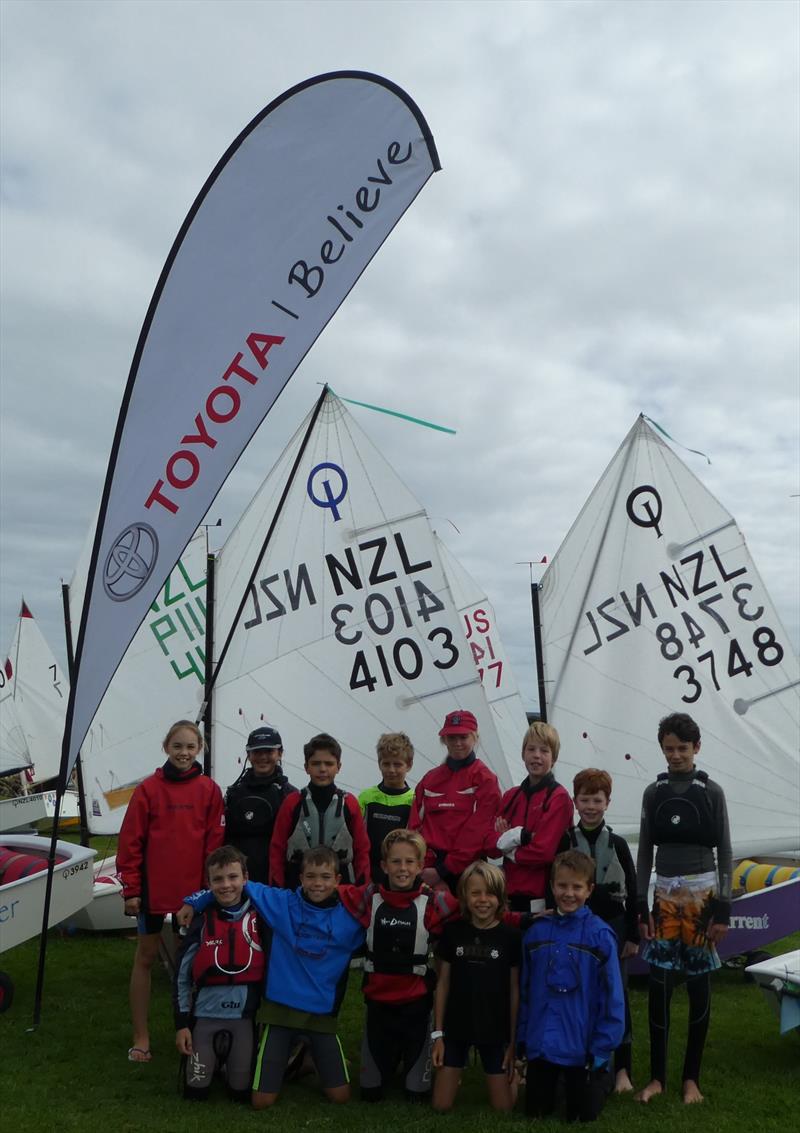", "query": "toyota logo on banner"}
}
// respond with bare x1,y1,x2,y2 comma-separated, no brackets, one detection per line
103,523,159,601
